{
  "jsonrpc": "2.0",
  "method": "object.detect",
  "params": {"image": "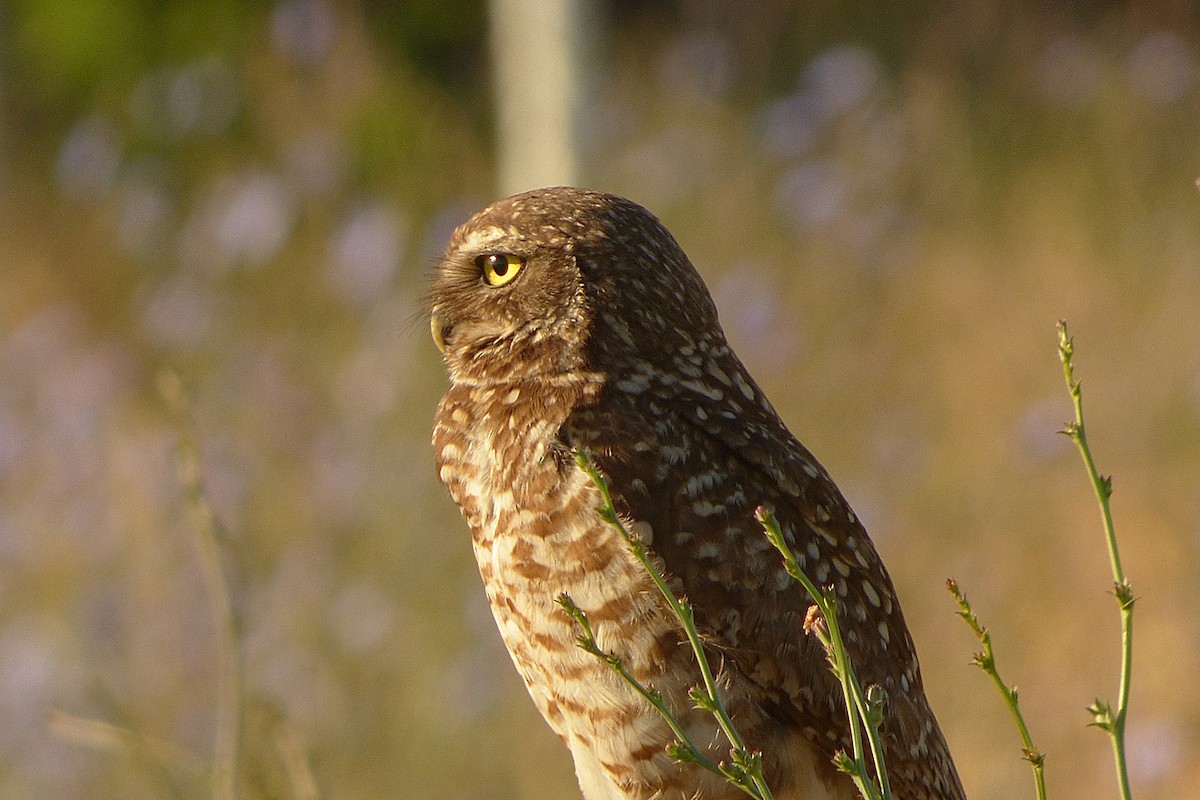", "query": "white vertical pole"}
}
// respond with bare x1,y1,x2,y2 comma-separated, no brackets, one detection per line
488,0,593,196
